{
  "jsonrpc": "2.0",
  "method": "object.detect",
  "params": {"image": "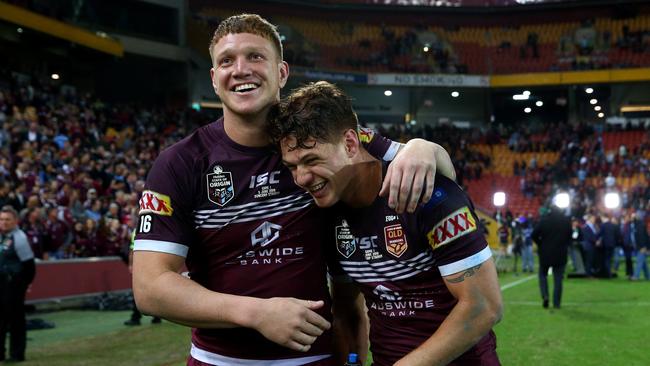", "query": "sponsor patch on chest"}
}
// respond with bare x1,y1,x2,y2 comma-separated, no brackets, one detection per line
427,206,477,250
384,223,408,258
